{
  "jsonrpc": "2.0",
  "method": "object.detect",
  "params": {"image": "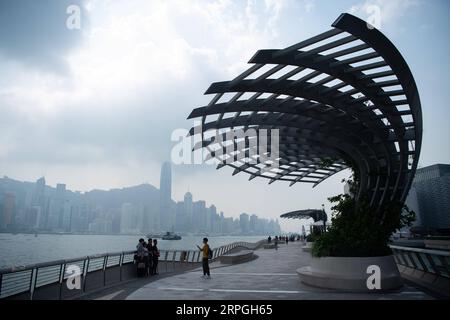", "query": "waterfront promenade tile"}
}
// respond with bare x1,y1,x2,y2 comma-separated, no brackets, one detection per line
125,241,433,300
